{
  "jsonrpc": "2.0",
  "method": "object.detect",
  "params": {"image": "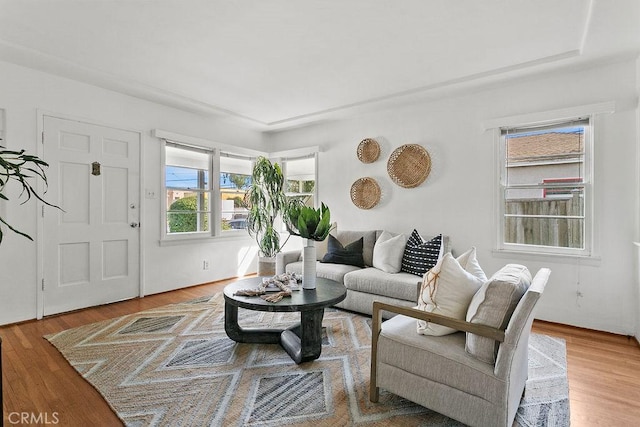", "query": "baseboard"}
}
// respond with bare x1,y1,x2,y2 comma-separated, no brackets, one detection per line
533,319,639,345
